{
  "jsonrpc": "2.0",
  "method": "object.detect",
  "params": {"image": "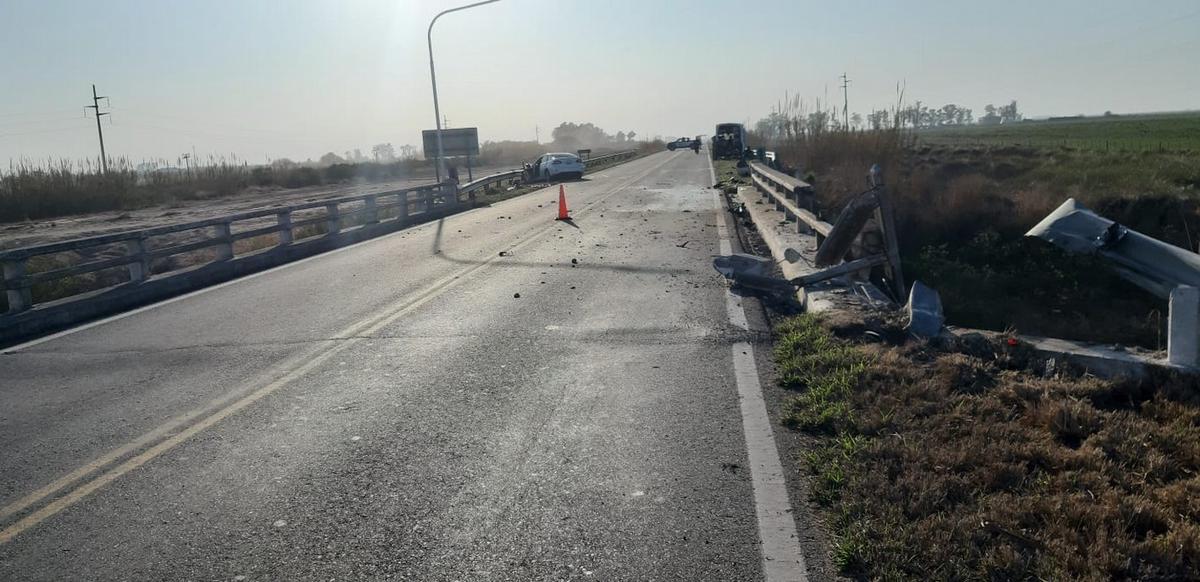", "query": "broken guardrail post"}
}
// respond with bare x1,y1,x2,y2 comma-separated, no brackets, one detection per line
906,280,944,338
871,165,907,300
2,258,31,313
1169,286,1200,367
